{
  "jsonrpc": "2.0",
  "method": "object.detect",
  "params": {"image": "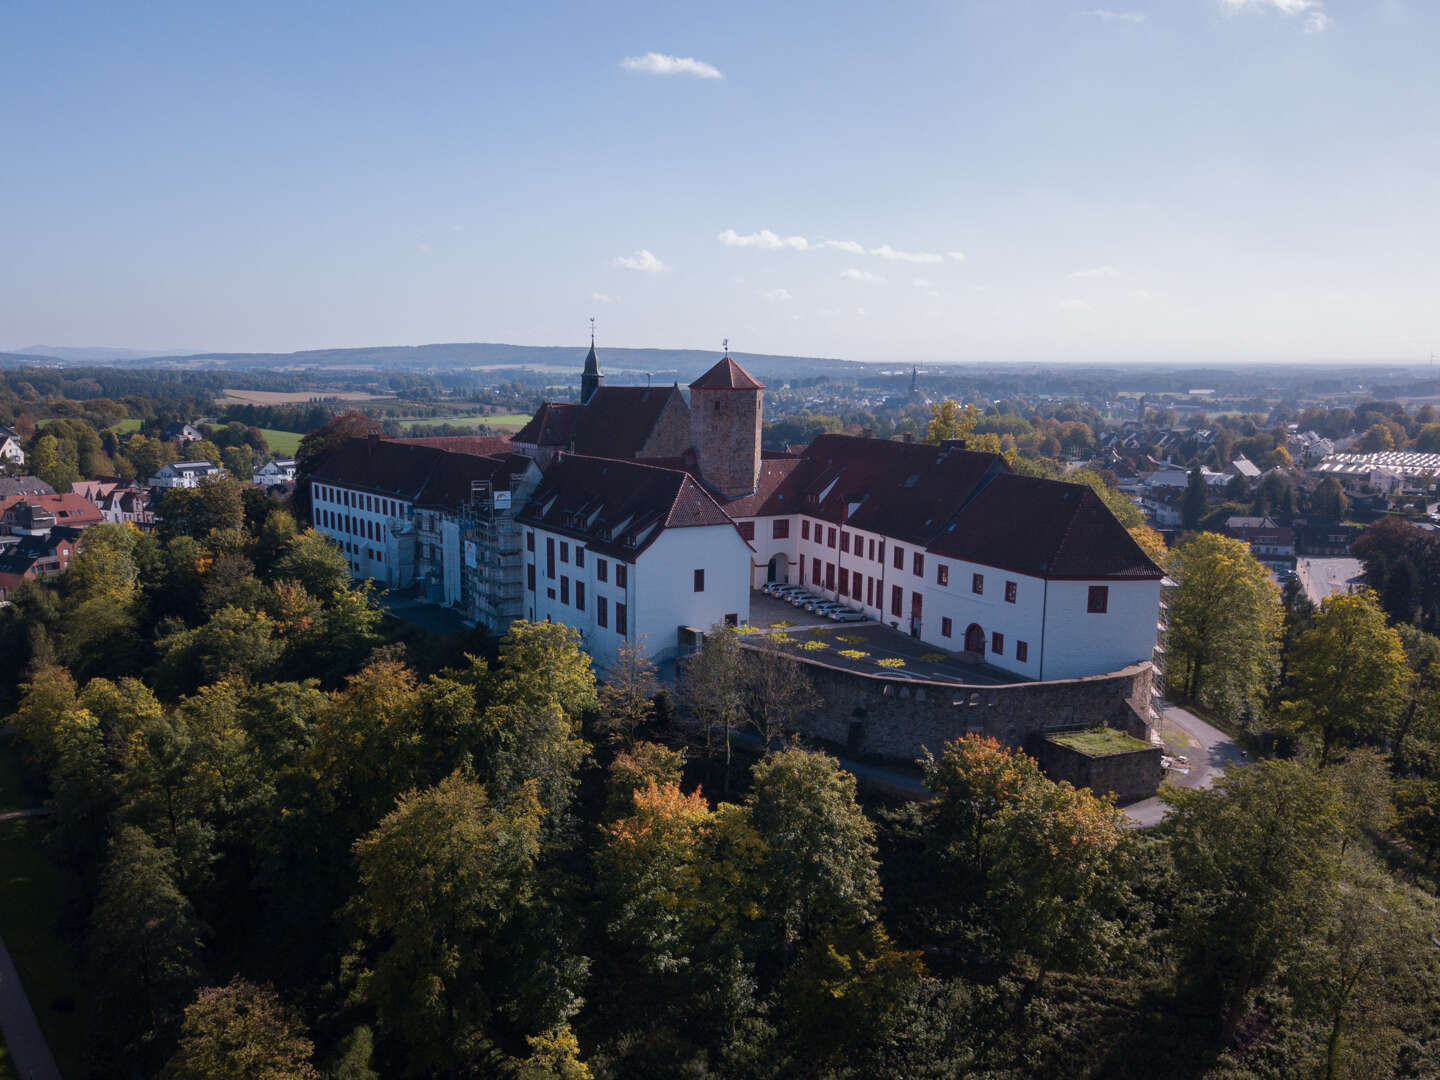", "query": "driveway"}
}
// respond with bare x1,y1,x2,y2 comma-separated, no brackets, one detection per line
1123,702,1250,827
